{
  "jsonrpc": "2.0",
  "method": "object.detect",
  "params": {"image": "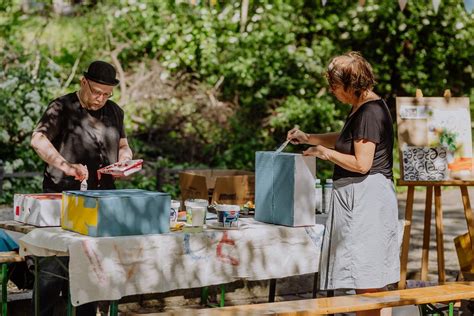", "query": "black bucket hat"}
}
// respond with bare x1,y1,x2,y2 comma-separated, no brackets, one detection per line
83,61,119,86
